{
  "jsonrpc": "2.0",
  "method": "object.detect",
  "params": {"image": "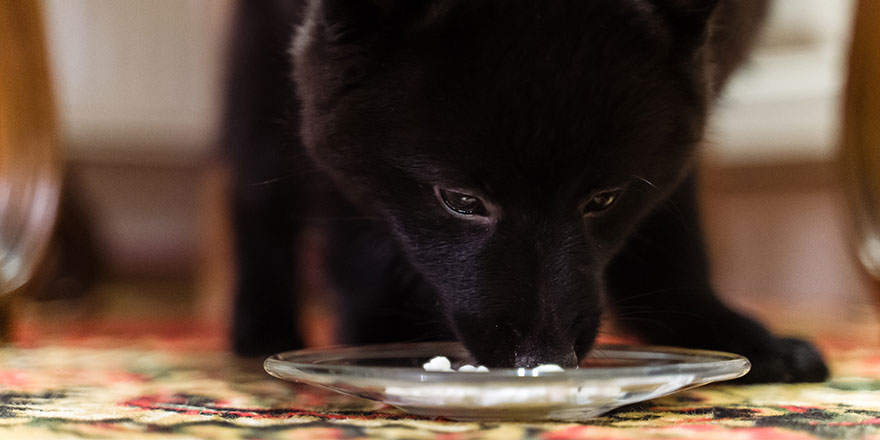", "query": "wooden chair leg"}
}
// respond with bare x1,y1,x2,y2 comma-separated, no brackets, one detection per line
840,0,880,312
